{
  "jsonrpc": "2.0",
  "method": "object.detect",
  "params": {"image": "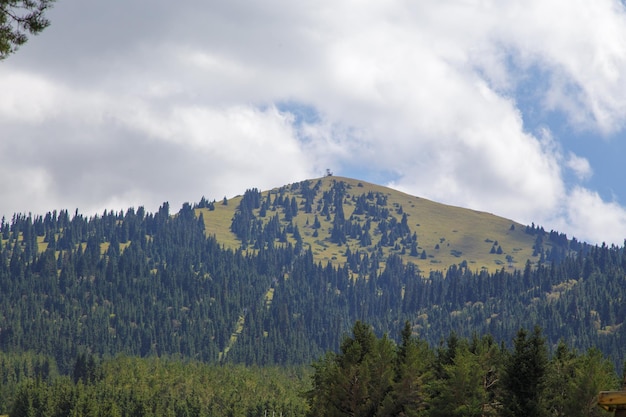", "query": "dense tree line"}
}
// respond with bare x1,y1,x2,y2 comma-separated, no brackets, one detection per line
3,323,617,416
0,204,284,372
4,353,310,416
308,322,617,417
1,181,626,377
